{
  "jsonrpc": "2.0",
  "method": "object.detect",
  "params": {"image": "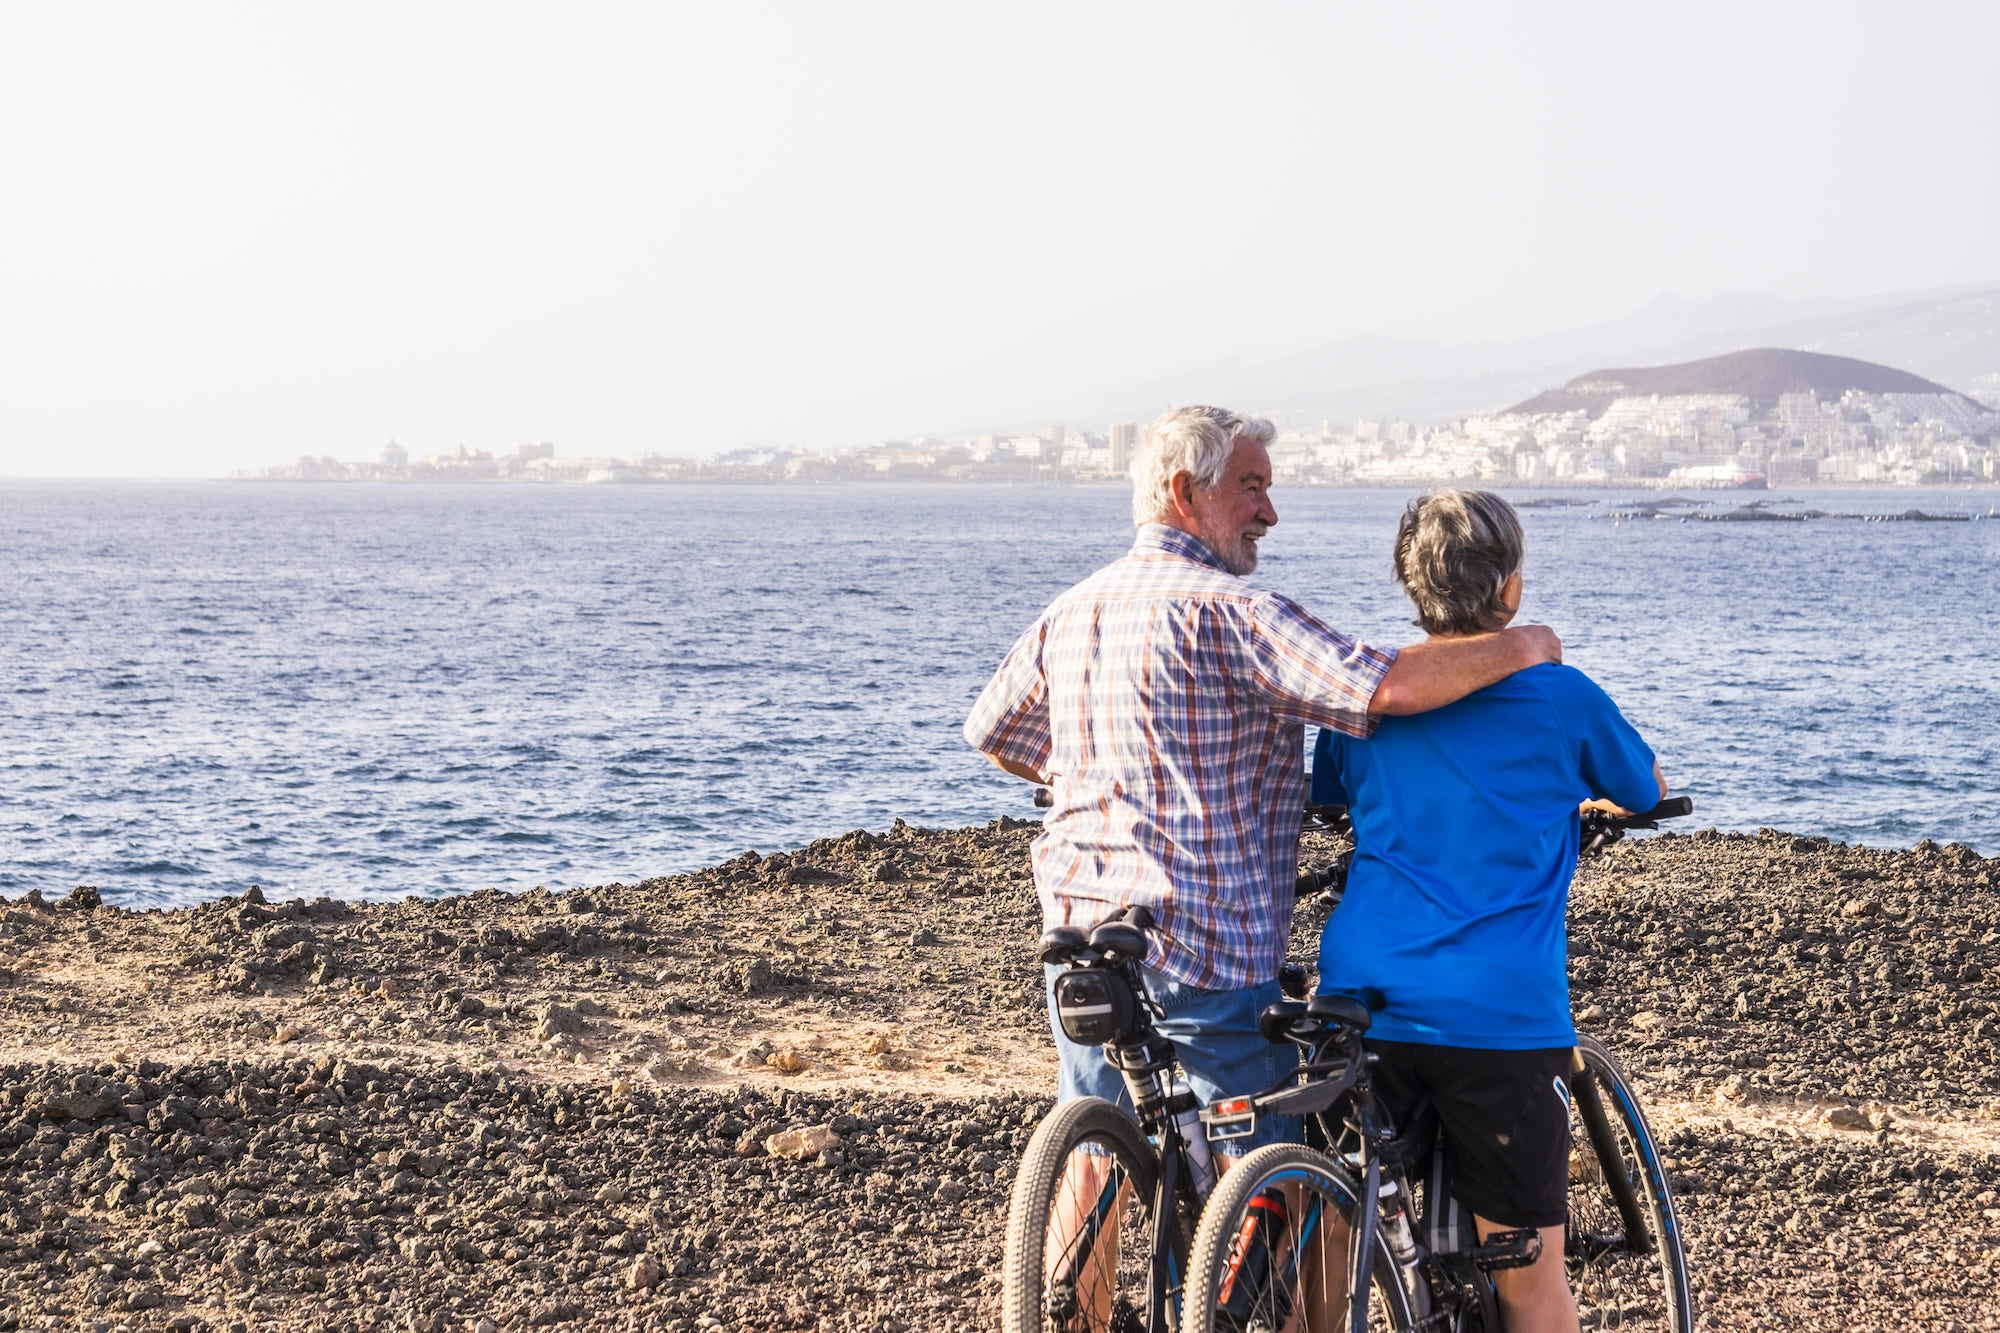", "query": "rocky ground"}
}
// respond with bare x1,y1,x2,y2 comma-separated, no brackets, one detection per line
1,819,1997,1331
